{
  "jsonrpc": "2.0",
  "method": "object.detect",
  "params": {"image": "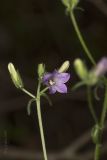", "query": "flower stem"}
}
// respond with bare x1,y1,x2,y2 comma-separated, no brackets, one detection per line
94,144,101,160
100,82,107,128
94,82,107,160
21,88,36,99
87,86,98,124
40,87,49,95
36,81,48,160
70,11,96,66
